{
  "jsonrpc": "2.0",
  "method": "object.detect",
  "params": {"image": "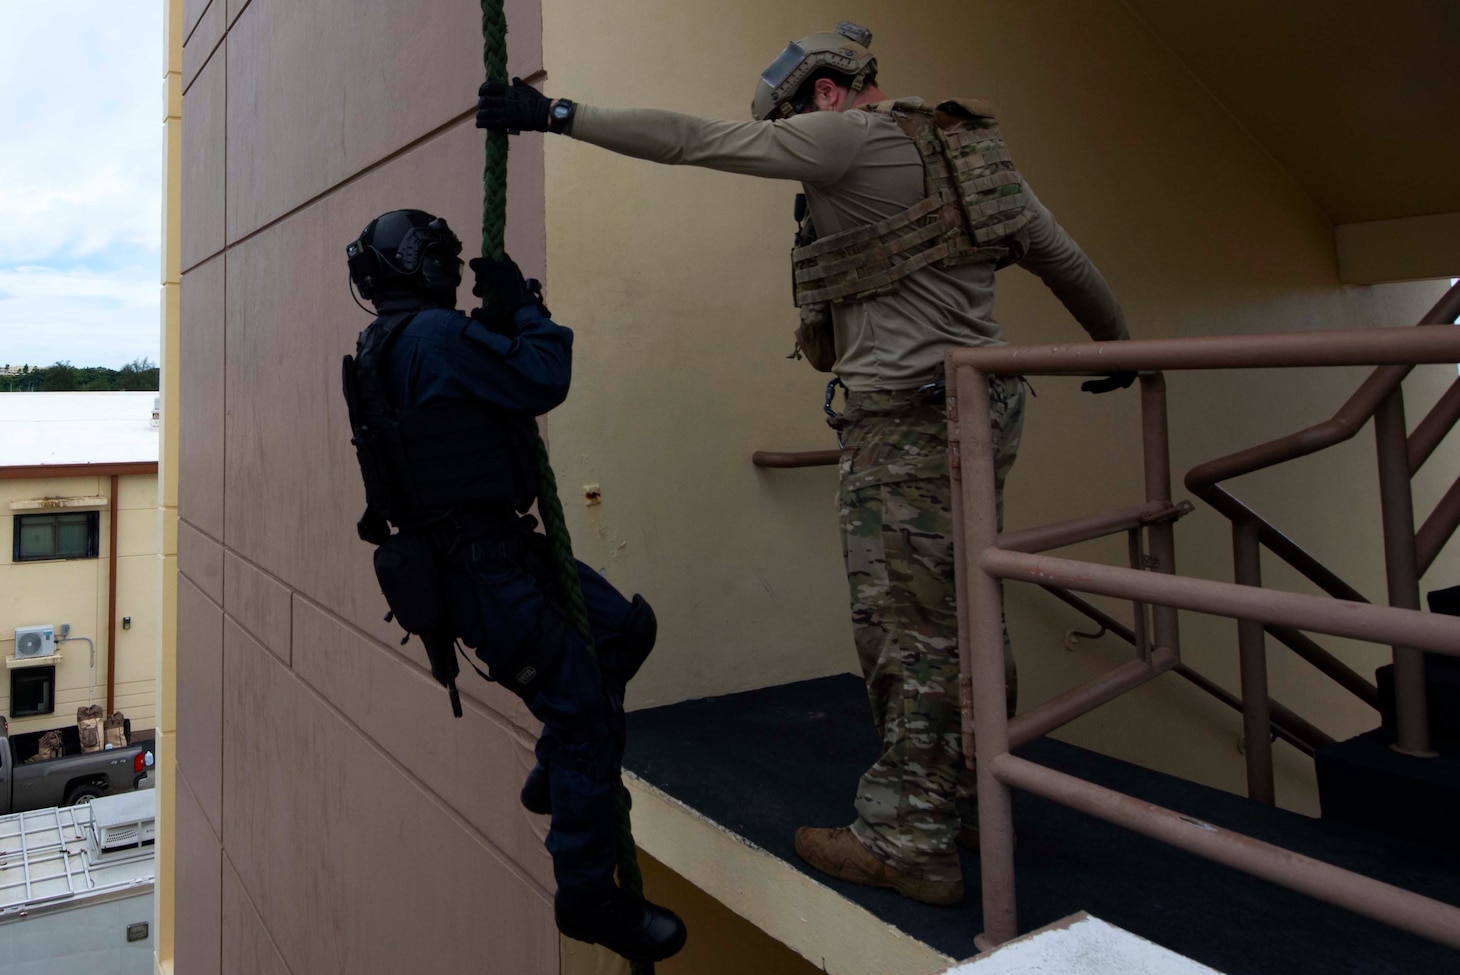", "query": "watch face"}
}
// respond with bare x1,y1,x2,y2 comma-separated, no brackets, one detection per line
552,104,570,119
